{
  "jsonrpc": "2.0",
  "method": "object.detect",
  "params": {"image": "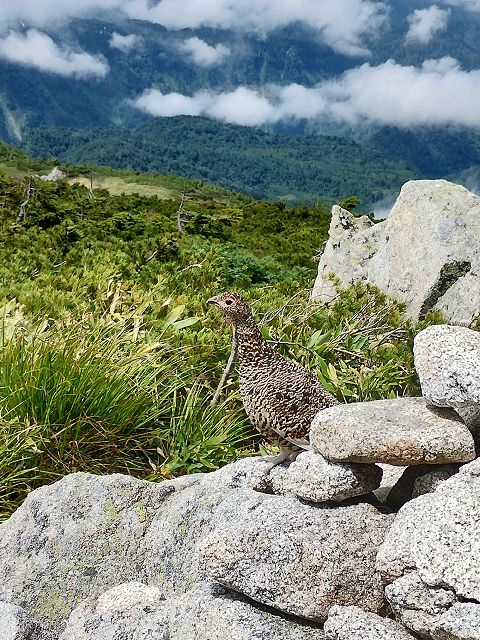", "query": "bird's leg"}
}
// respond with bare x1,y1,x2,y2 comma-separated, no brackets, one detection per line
260,447,297,472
